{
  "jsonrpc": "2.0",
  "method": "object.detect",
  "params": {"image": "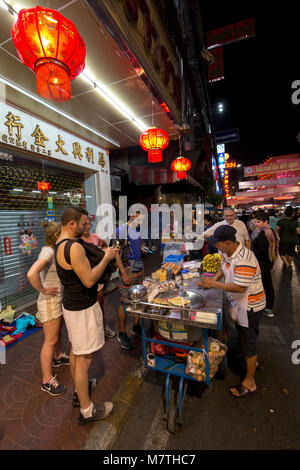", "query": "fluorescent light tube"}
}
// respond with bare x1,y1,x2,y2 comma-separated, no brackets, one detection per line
0,76,120,147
